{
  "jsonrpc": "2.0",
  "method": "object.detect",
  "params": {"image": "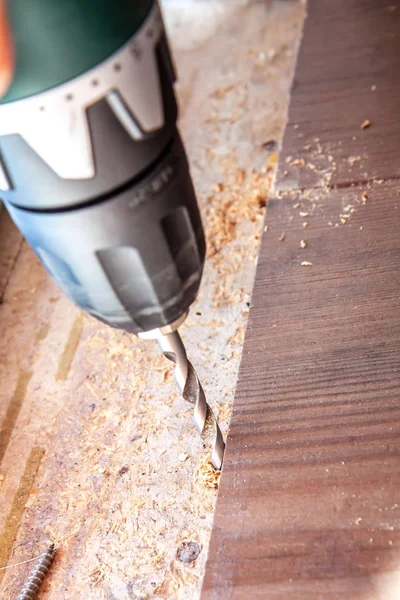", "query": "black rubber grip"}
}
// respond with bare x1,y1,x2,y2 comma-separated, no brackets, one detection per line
5,132,205,334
